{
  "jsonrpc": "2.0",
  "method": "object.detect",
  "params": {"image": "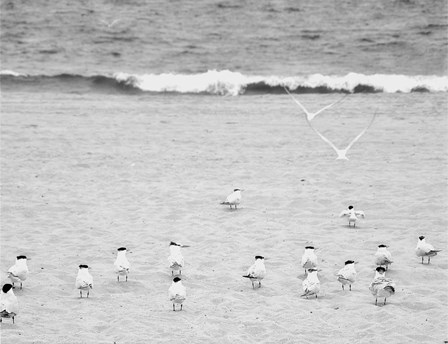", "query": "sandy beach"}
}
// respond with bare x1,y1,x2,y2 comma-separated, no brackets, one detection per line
1,90,447,343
